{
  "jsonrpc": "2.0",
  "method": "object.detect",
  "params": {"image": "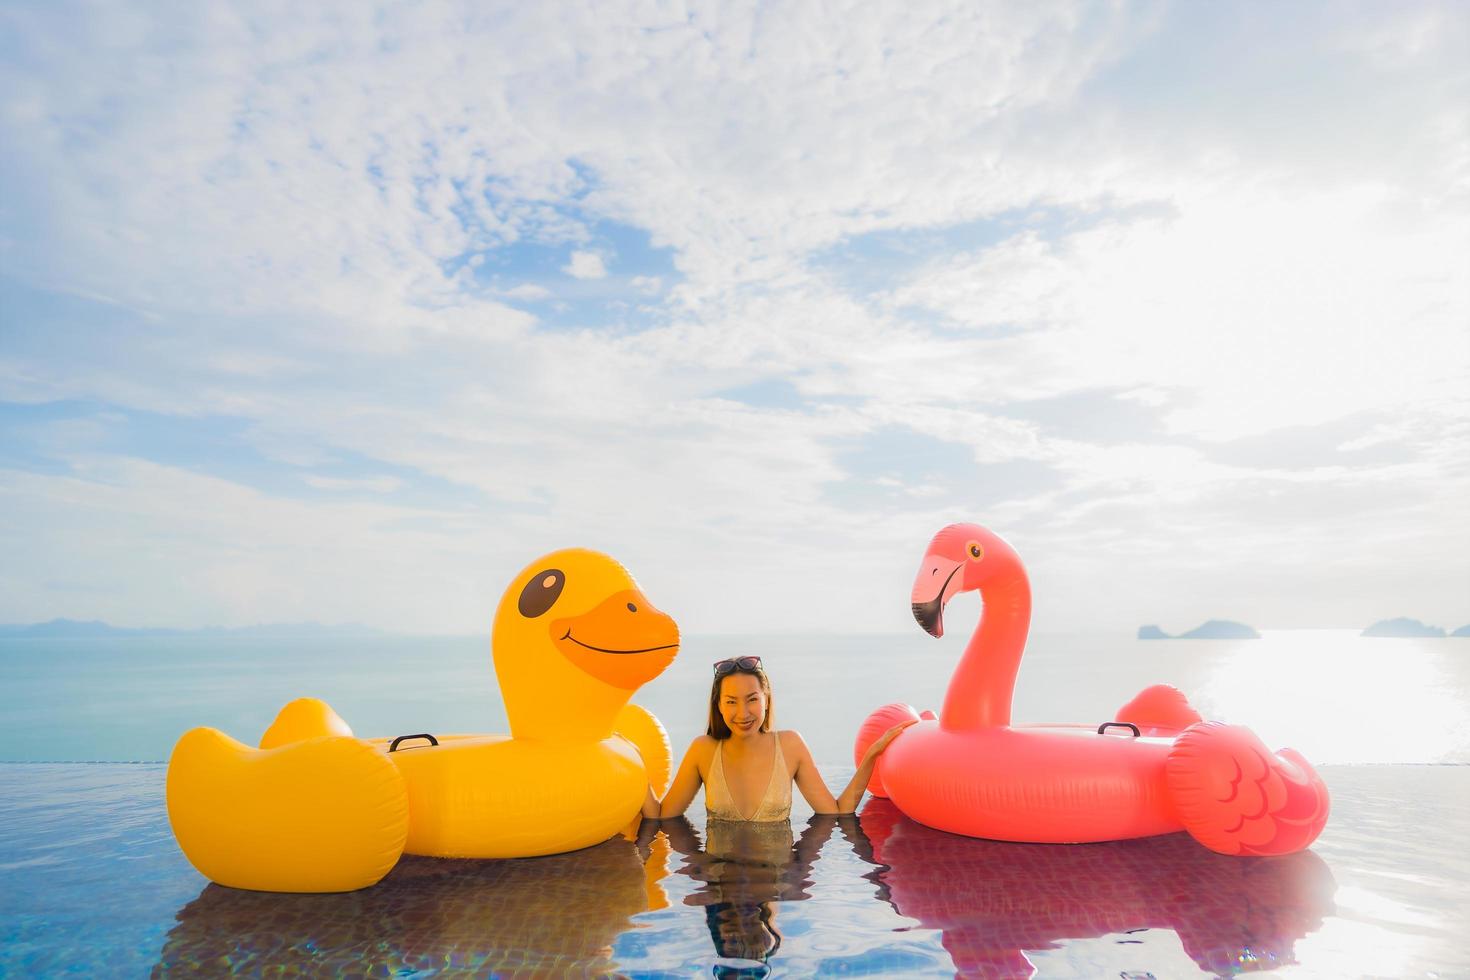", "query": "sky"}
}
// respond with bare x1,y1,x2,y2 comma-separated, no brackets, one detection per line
1,1,1466,636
